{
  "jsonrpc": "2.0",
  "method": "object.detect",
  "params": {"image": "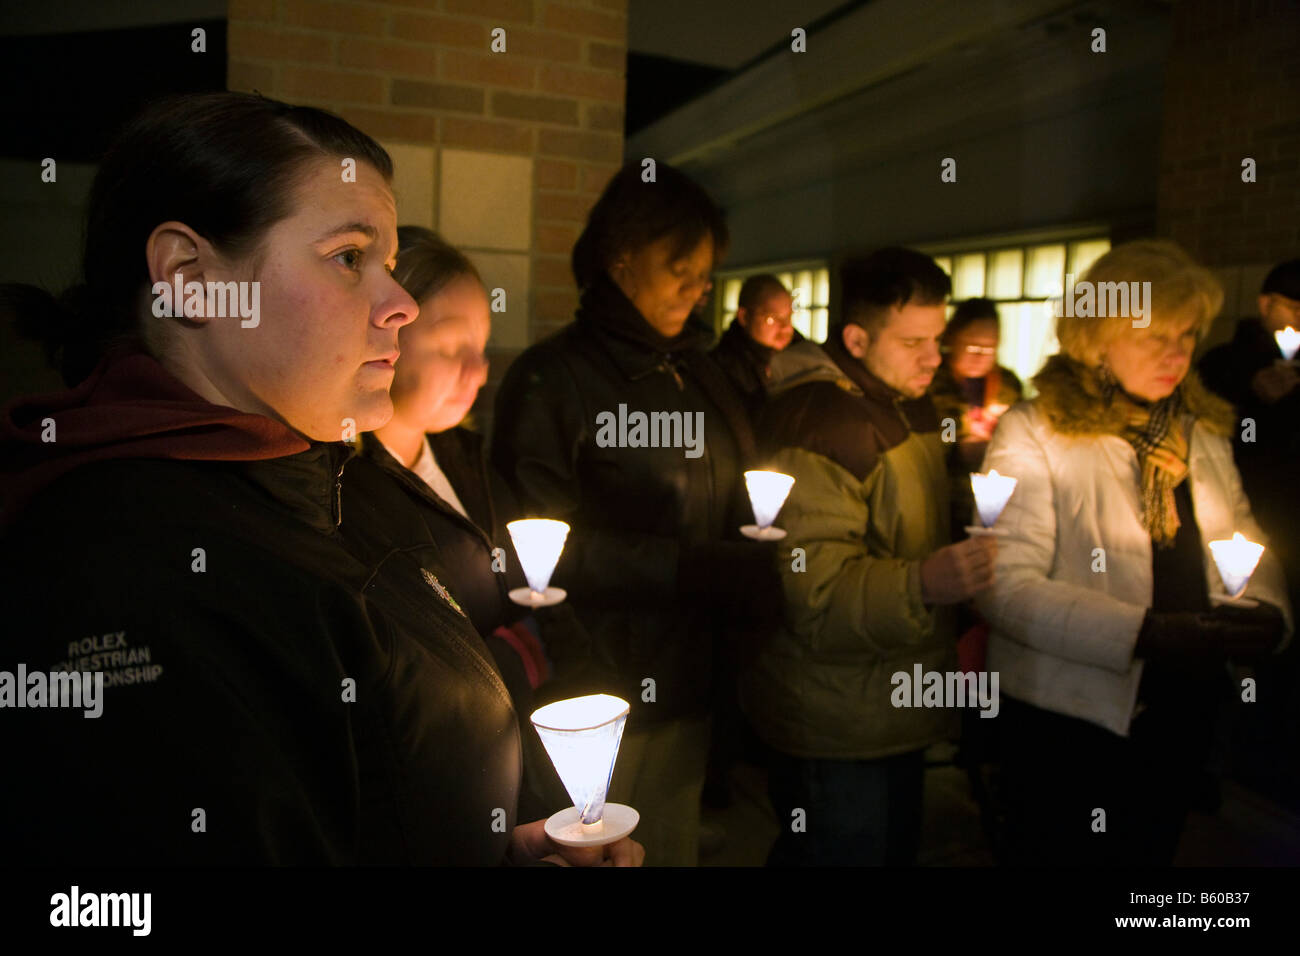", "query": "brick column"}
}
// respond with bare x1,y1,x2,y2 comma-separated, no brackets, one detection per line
227,0,627,426
1156,0,1300,331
